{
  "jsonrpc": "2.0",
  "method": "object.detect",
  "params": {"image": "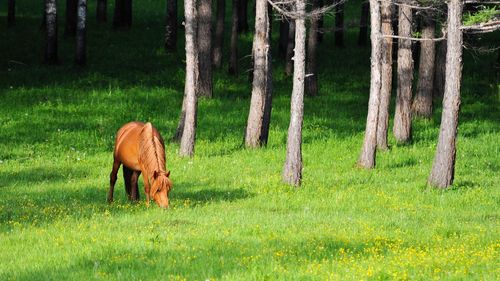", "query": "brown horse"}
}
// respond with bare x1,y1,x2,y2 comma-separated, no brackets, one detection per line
108,122,173,208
